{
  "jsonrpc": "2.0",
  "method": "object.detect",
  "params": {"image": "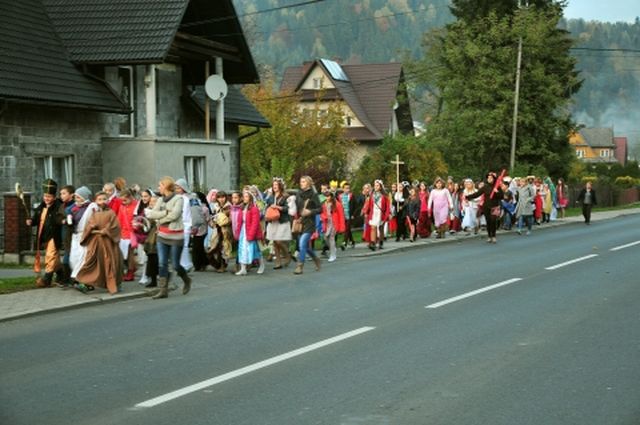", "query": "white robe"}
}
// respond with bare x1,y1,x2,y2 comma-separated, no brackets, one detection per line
70,202,99,278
